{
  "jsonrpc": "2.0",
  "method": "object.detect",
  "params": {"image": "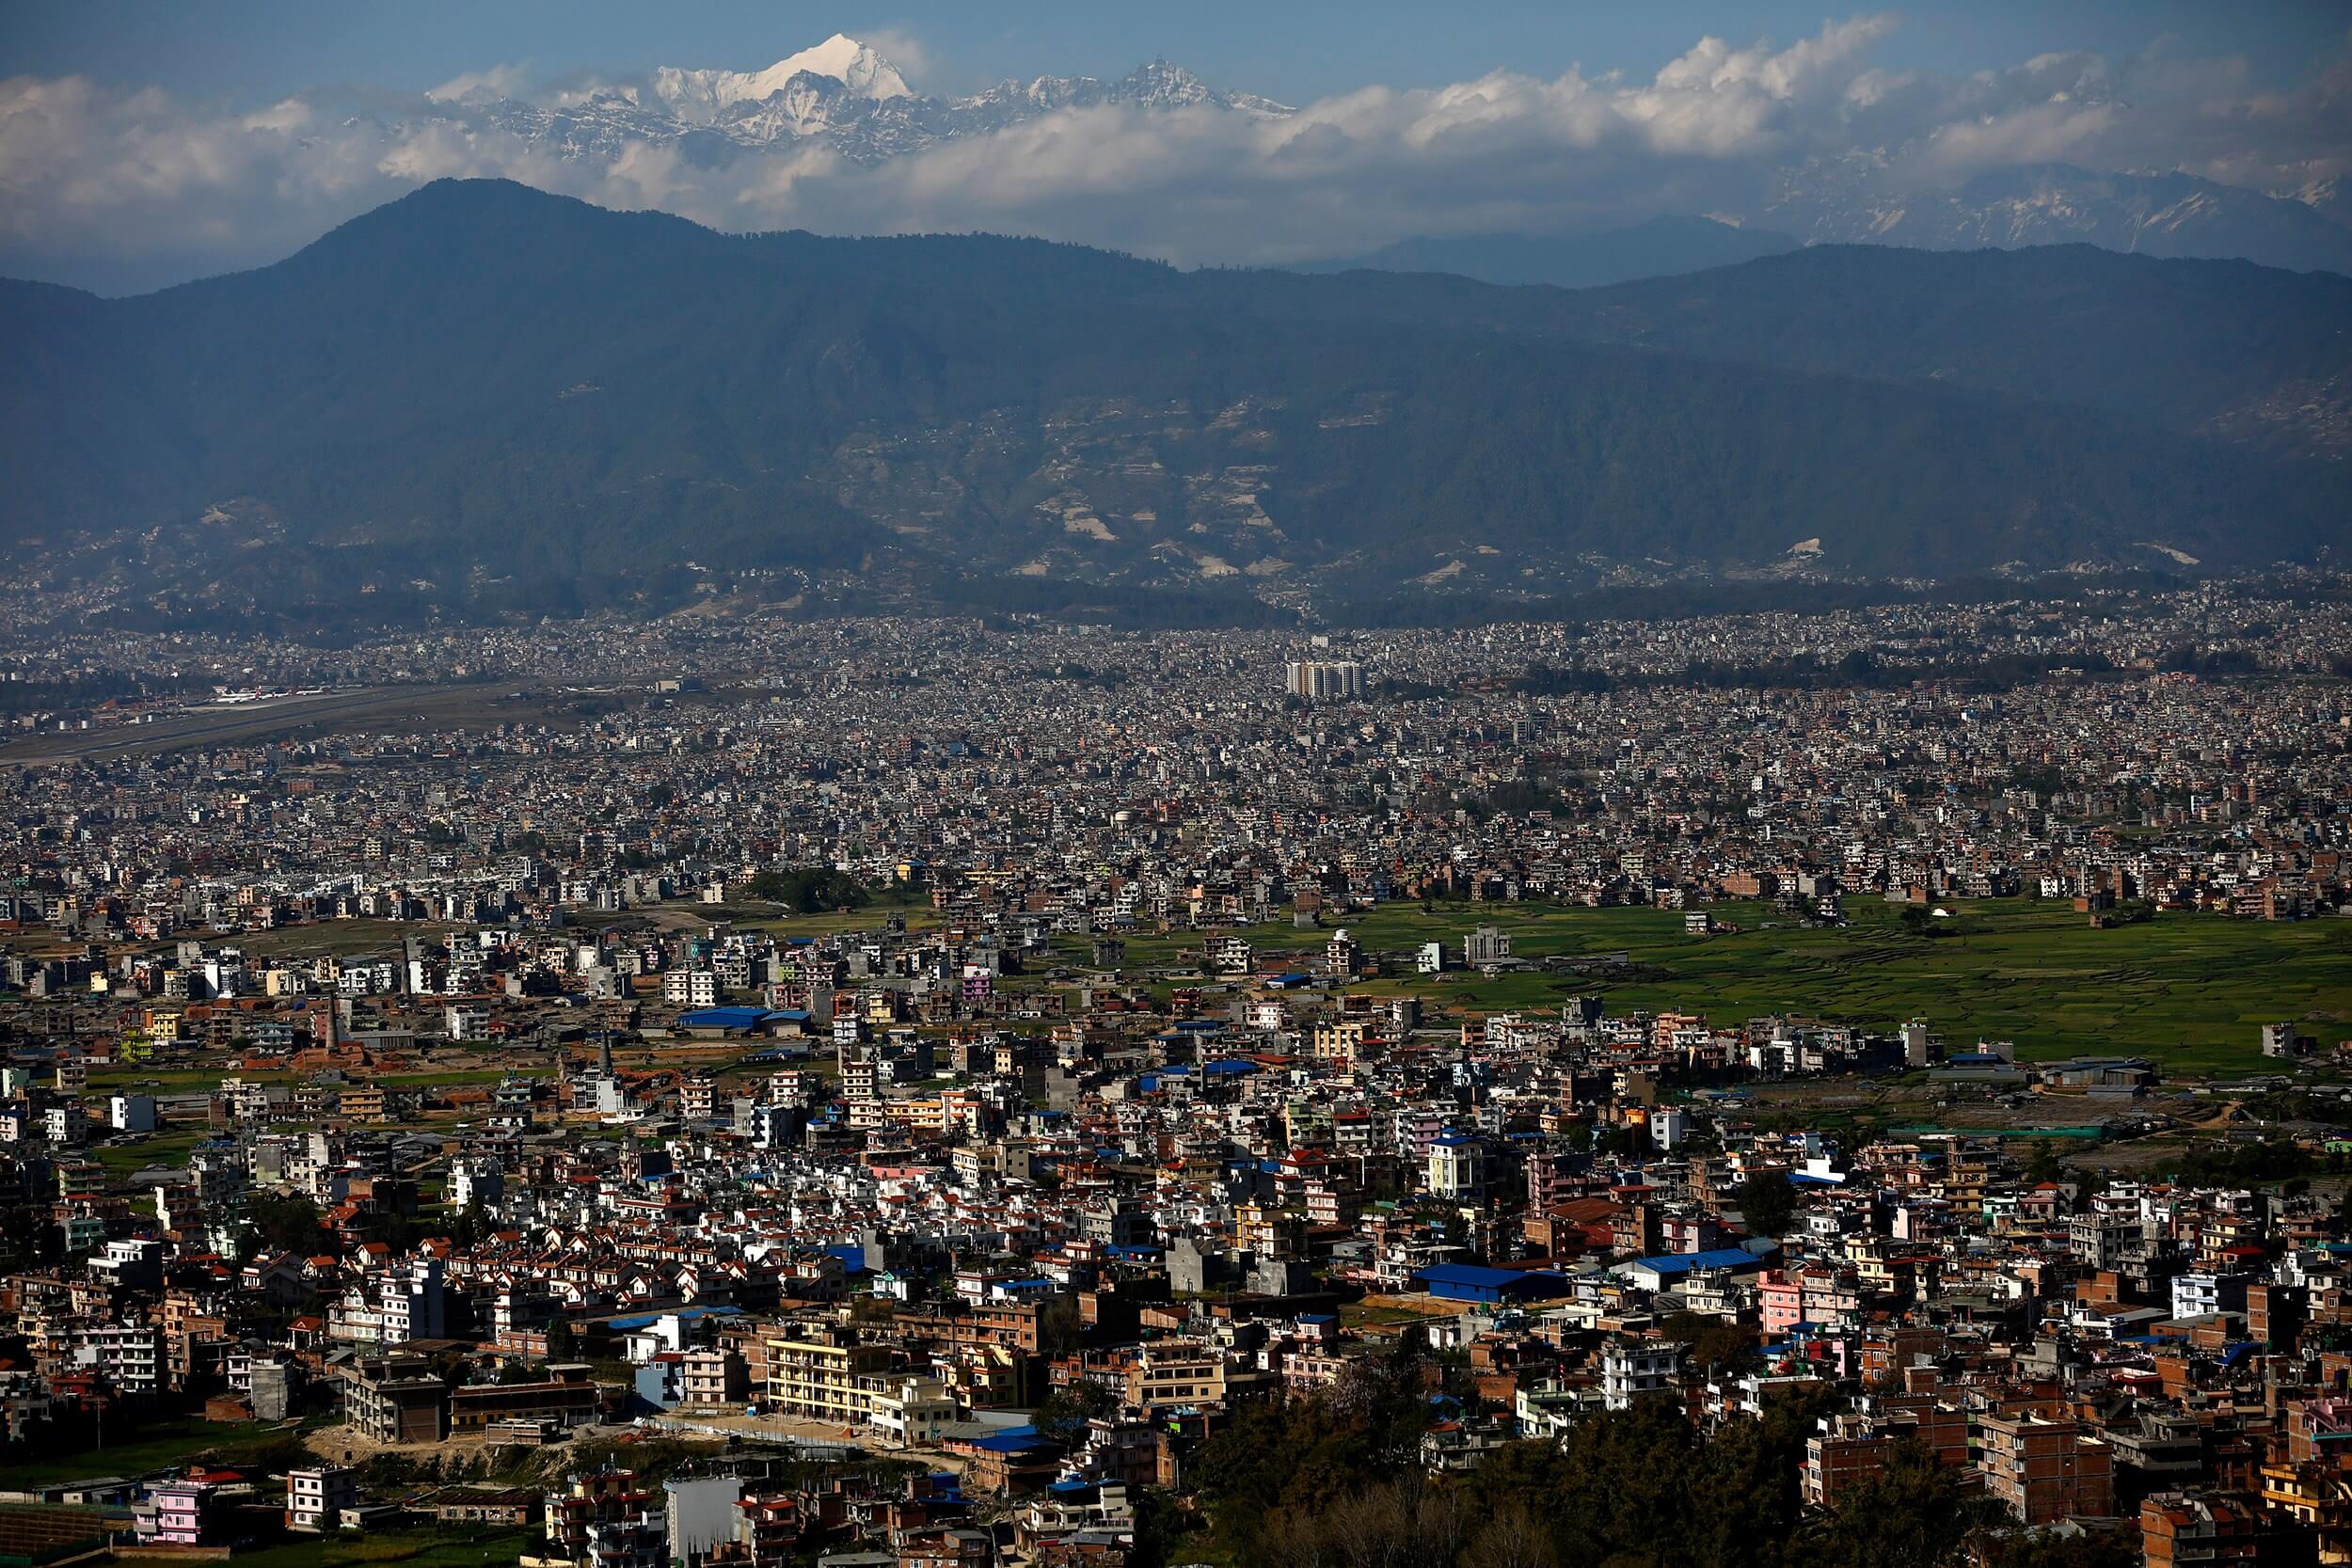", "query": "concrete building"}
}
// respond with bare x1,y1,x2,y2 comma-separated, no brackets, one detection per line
287,1466,360,1532
1601,1341,1681,1411
1284,659,1364,702
1978,1413,2114,1525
